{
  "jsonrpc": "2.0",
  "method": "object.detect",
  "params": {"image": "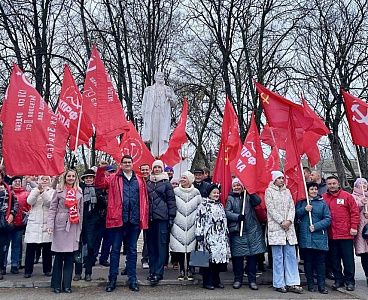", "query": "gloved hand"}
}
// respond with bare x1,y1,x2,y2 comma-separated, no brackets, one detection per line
196,235,204,242
238,214,246,222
